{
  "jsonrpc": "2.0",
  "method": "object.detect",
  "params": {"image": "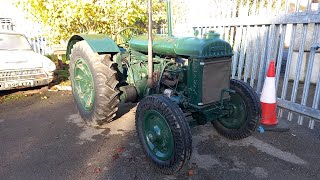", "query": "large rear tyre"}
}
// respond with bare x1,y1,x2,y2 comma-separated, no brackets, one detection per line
213,79,261,140
136,95,192,174
69,41,120,127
